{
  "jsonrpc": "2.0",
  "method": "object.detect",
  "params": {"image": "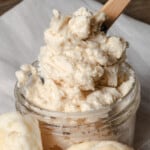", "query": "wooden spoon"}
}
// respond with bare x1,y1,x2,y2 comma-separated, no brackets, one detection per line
100,0,131,31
